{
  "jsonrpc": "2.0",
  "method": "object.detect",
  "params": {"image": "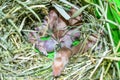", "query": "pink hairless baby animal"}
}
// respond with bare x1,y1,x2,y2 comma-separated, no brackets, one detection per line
60,28,80,48
35,37,58,56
